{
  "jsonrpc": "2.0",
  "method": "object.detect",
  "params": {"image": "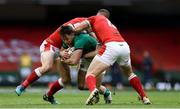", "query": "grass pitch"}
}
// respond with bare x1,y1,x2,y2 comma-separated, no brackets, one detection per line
0,87,180,108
